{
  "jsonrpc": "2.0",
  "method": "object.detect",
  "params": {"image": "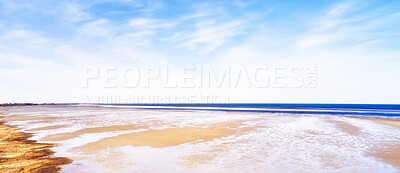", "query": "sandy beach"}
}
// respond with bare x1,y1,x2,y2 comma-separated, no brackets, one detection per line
0,114,71,173
1,106,400,172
